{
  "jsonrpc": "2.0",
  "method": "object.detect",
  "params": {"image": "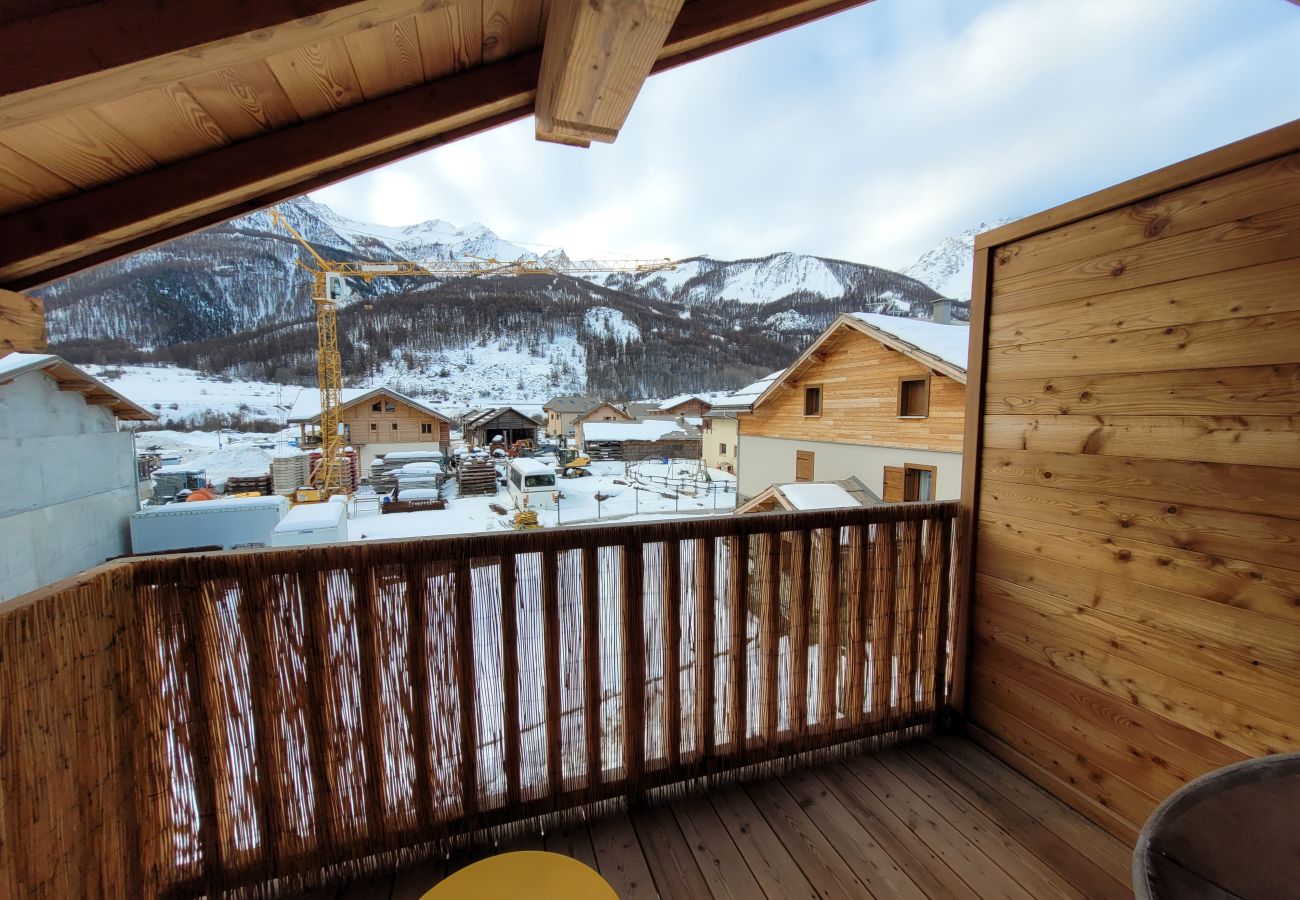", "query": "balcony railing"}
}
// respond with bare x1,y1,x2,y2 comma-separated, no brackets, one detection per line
0,501,959,900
